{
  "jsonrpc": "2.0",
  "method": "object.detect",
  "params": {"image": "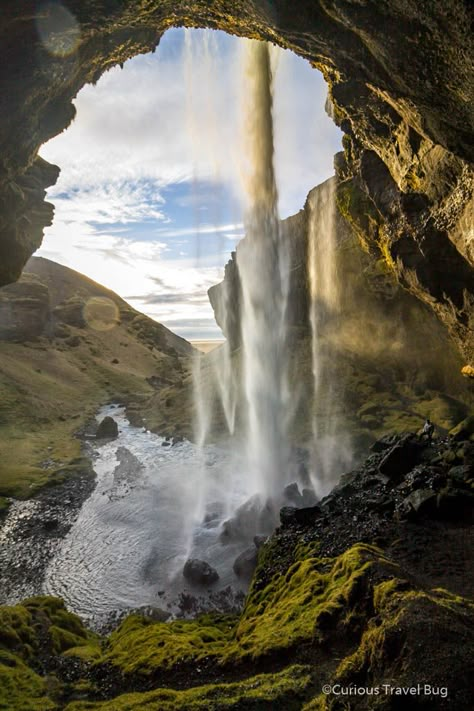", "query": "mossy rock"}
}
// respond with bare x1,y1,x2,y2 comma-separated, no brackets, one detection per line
0,596,100,710
64,664,312,710
97,543,393,681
